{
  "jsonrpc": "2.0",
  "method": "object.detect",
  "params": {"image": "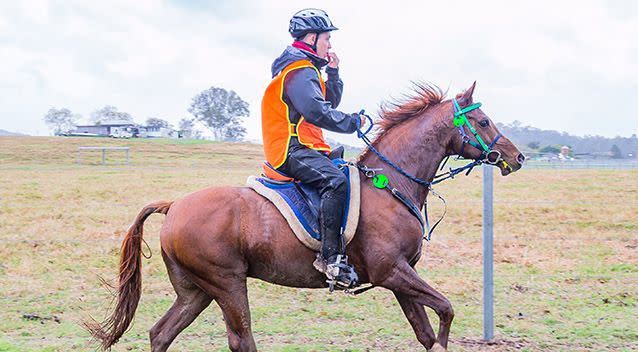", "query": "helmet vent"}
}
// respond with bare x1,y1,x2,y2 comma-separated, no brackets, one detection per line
288,8,338,38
